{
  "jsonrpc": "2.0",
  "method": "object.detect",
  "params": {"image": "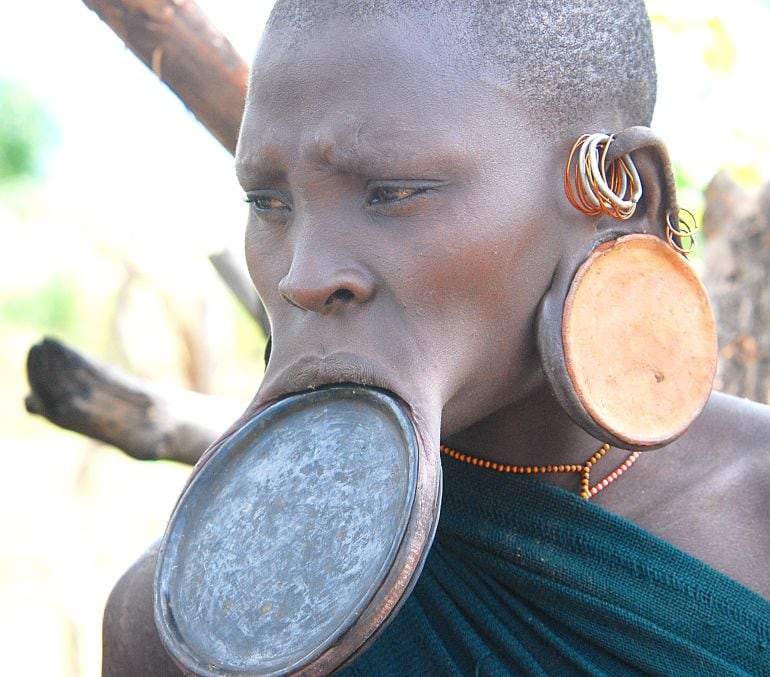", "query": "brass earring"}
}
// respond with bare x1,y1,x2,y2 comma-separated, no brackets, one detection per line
565,133,642,220
537,132,717,450
666,207,698,255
